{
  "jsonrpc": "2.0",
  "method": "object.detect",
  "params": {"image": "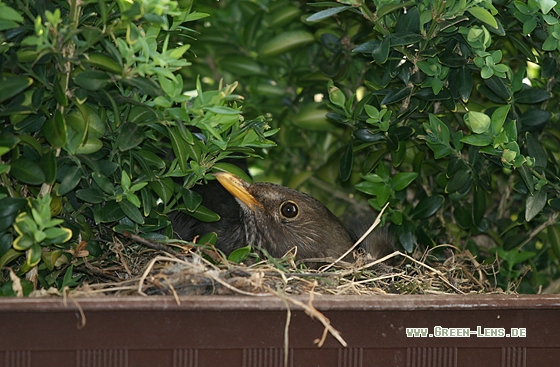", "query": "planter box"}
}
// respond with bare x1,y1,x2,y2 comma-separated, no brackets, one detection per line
1,294,559,366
